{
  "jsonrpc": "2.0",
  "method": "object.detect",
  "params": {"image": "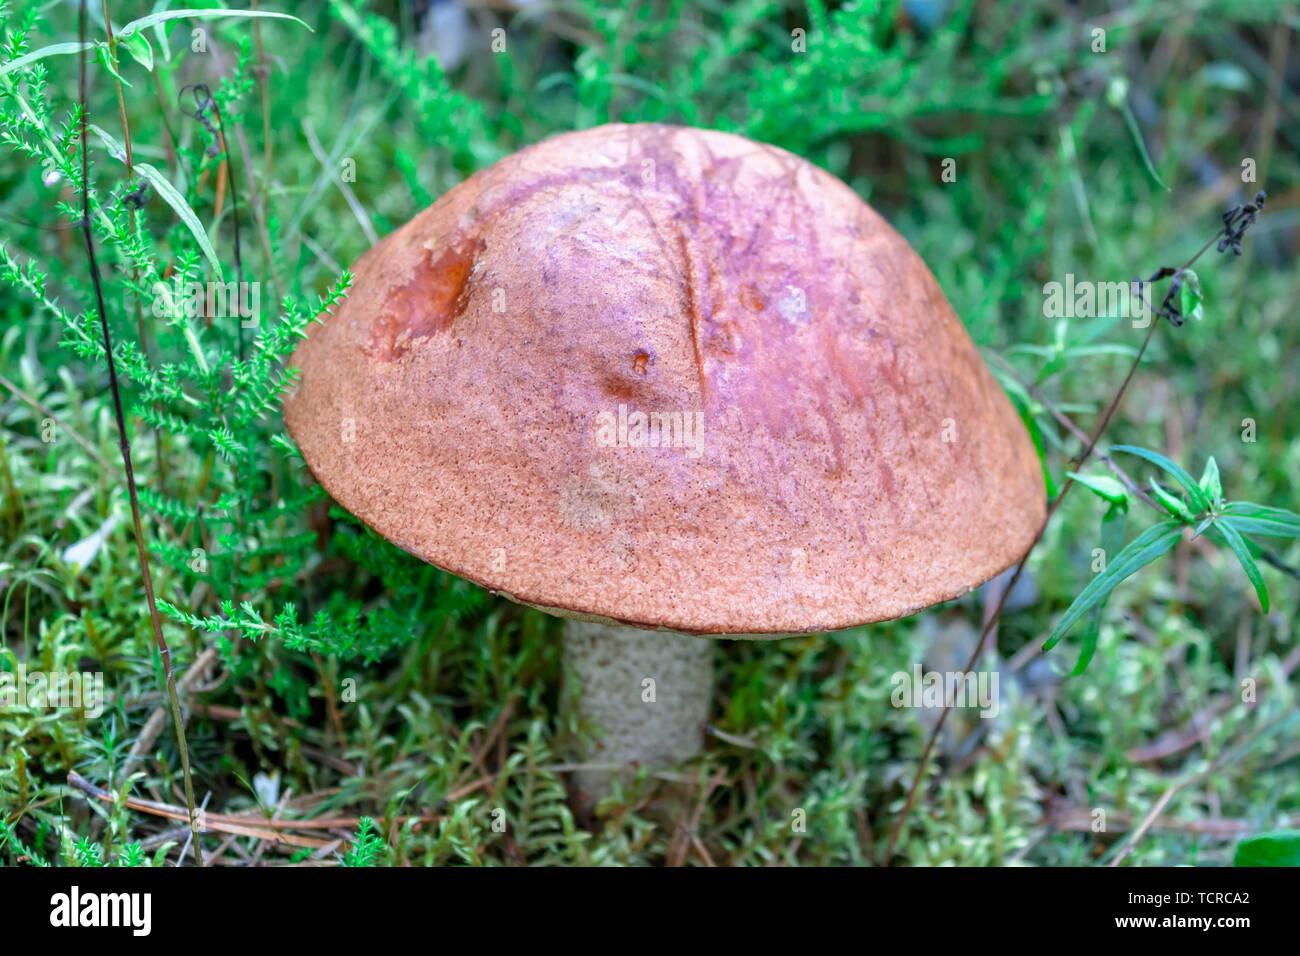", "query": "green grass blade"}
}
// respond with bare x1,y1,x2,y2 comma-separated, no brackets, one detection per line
118,9,313,39
0,42,93,77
